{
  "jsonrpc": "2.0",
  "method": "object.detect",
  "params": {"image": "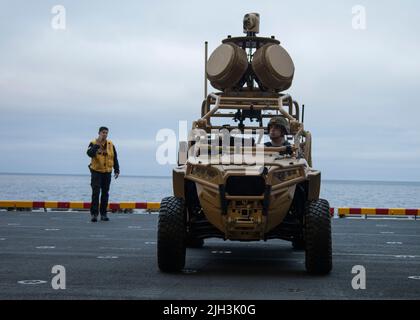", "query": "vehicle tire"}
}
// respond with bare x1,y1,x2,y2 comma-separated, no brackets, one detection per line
157,196,187,272
186,235,204,248
304,198,332,275
292,238,305,250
